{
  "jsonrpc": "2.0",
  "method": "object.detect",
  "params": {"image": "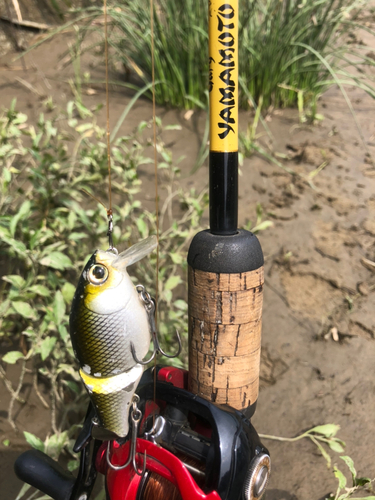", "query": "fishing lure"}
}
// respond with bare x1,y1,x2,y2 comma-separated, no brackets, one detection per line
69,235,157,438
